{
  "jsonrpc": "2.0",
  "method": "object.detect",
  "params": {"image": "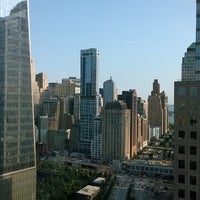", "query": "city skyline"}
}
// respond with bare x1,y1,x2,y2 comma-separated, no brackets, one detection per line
29,1,195,104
